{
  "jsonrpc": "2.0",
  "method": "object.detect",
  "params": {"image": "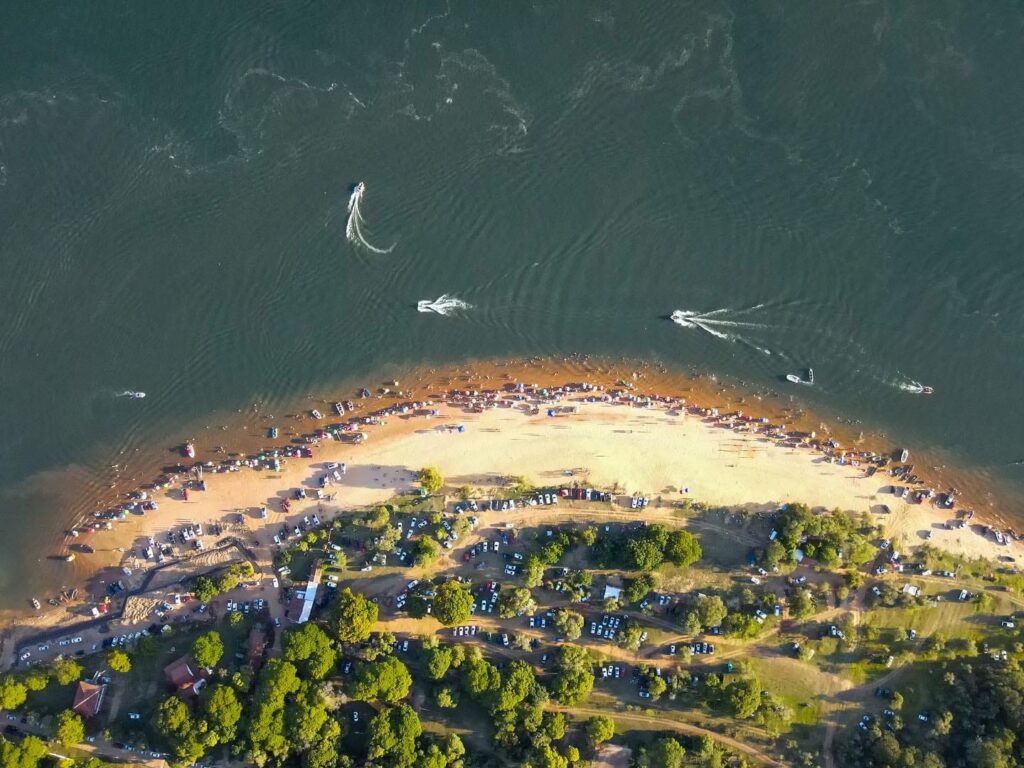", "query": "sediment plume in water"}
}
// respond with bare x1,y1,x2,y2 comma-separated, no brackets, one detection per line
417,295,472,315
345,182,395,255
